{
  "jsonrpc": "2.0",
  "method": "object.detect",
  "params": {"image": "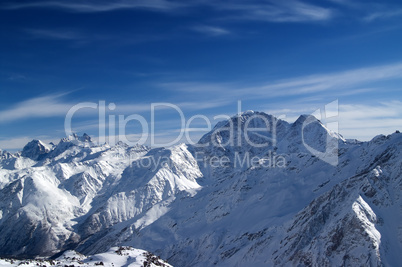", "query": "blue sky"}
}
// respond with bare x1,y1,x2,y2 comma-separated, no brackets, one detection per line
1,0,402,150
